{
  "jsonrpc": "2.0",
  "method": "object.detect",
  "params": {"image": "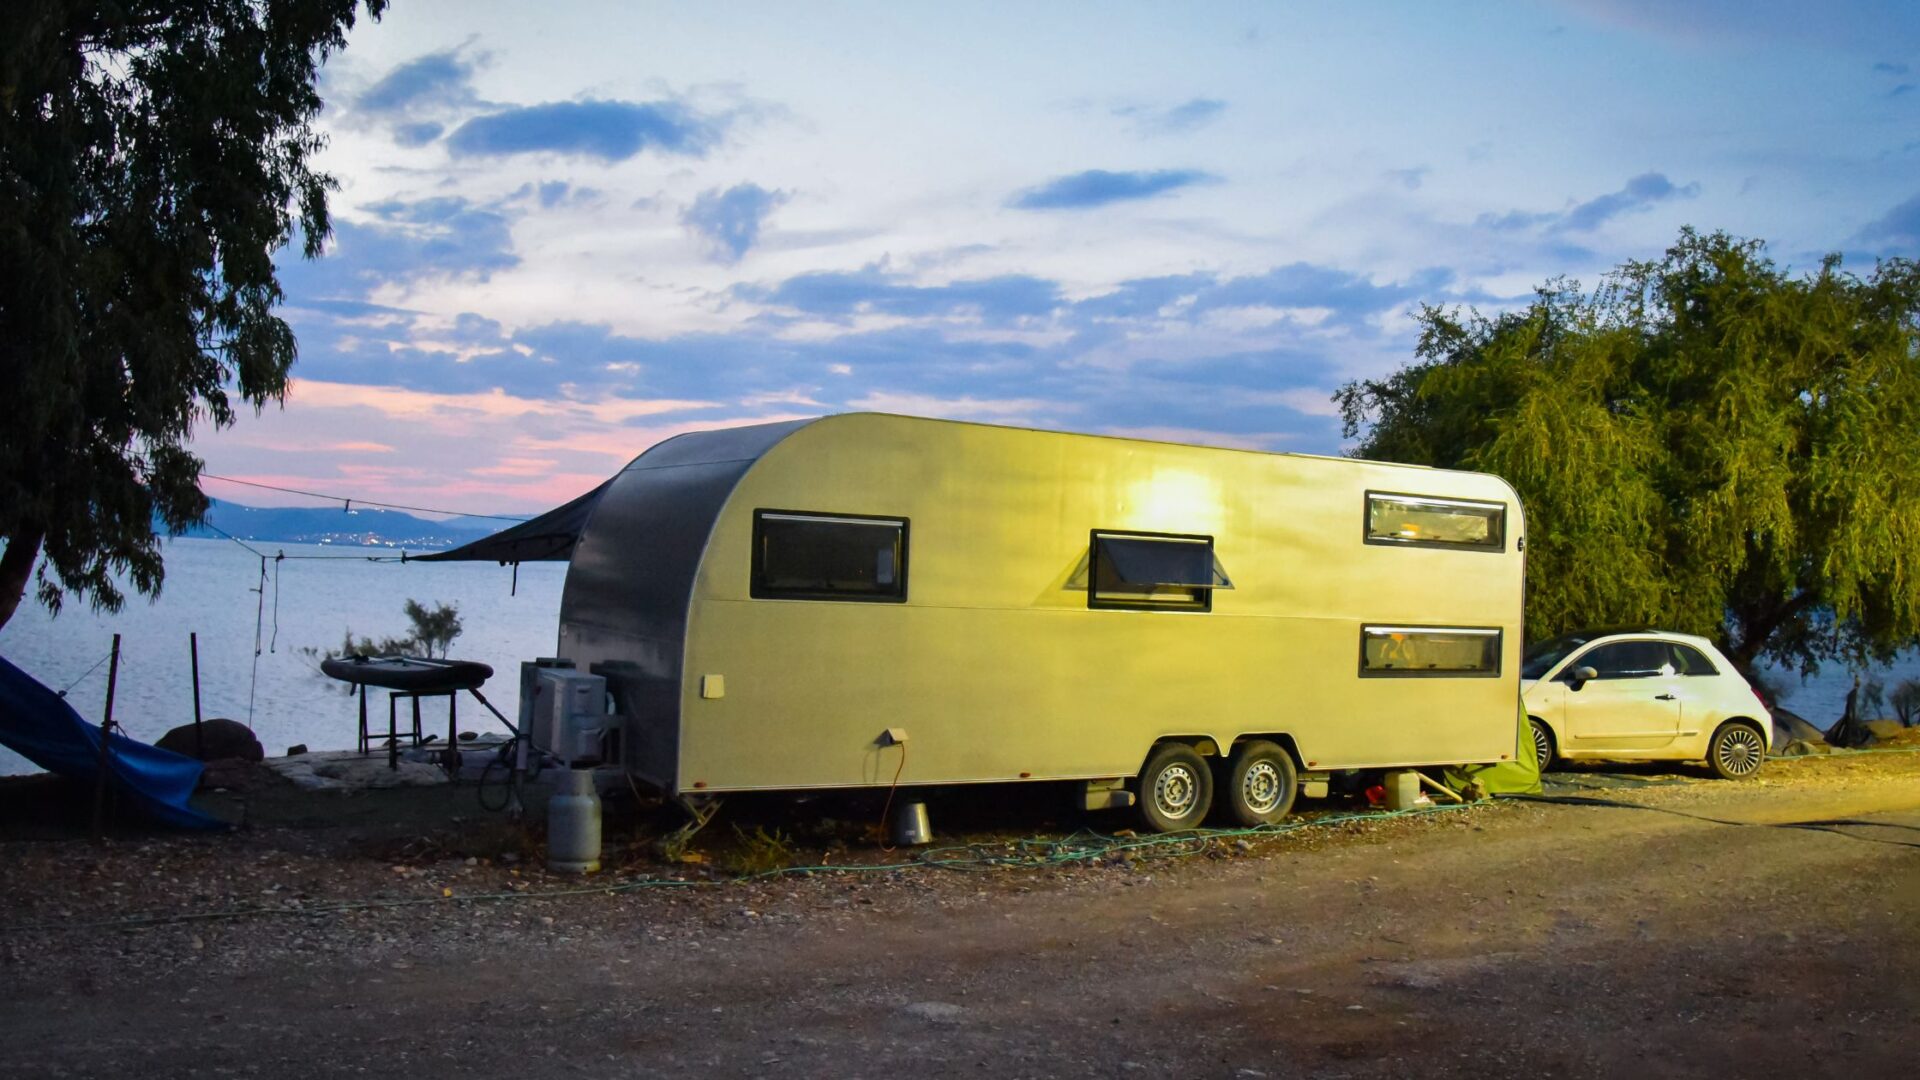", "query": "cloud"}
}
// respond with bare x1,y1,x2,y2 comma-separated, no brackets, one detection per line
393,121,444,147
1010,168,1218,210
1559,172,1700,231
681,183,790,262
276,195,520,308
356,49,480,116
445,99,726,161
1876,61,1911,75
1891,83,1915,98
845,391,1062,421
503,181,598,210
1852,191,1920,254
1385,166,1430,190
1477,172,1700,235
1114,98,1227,136
738,265,1064,324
